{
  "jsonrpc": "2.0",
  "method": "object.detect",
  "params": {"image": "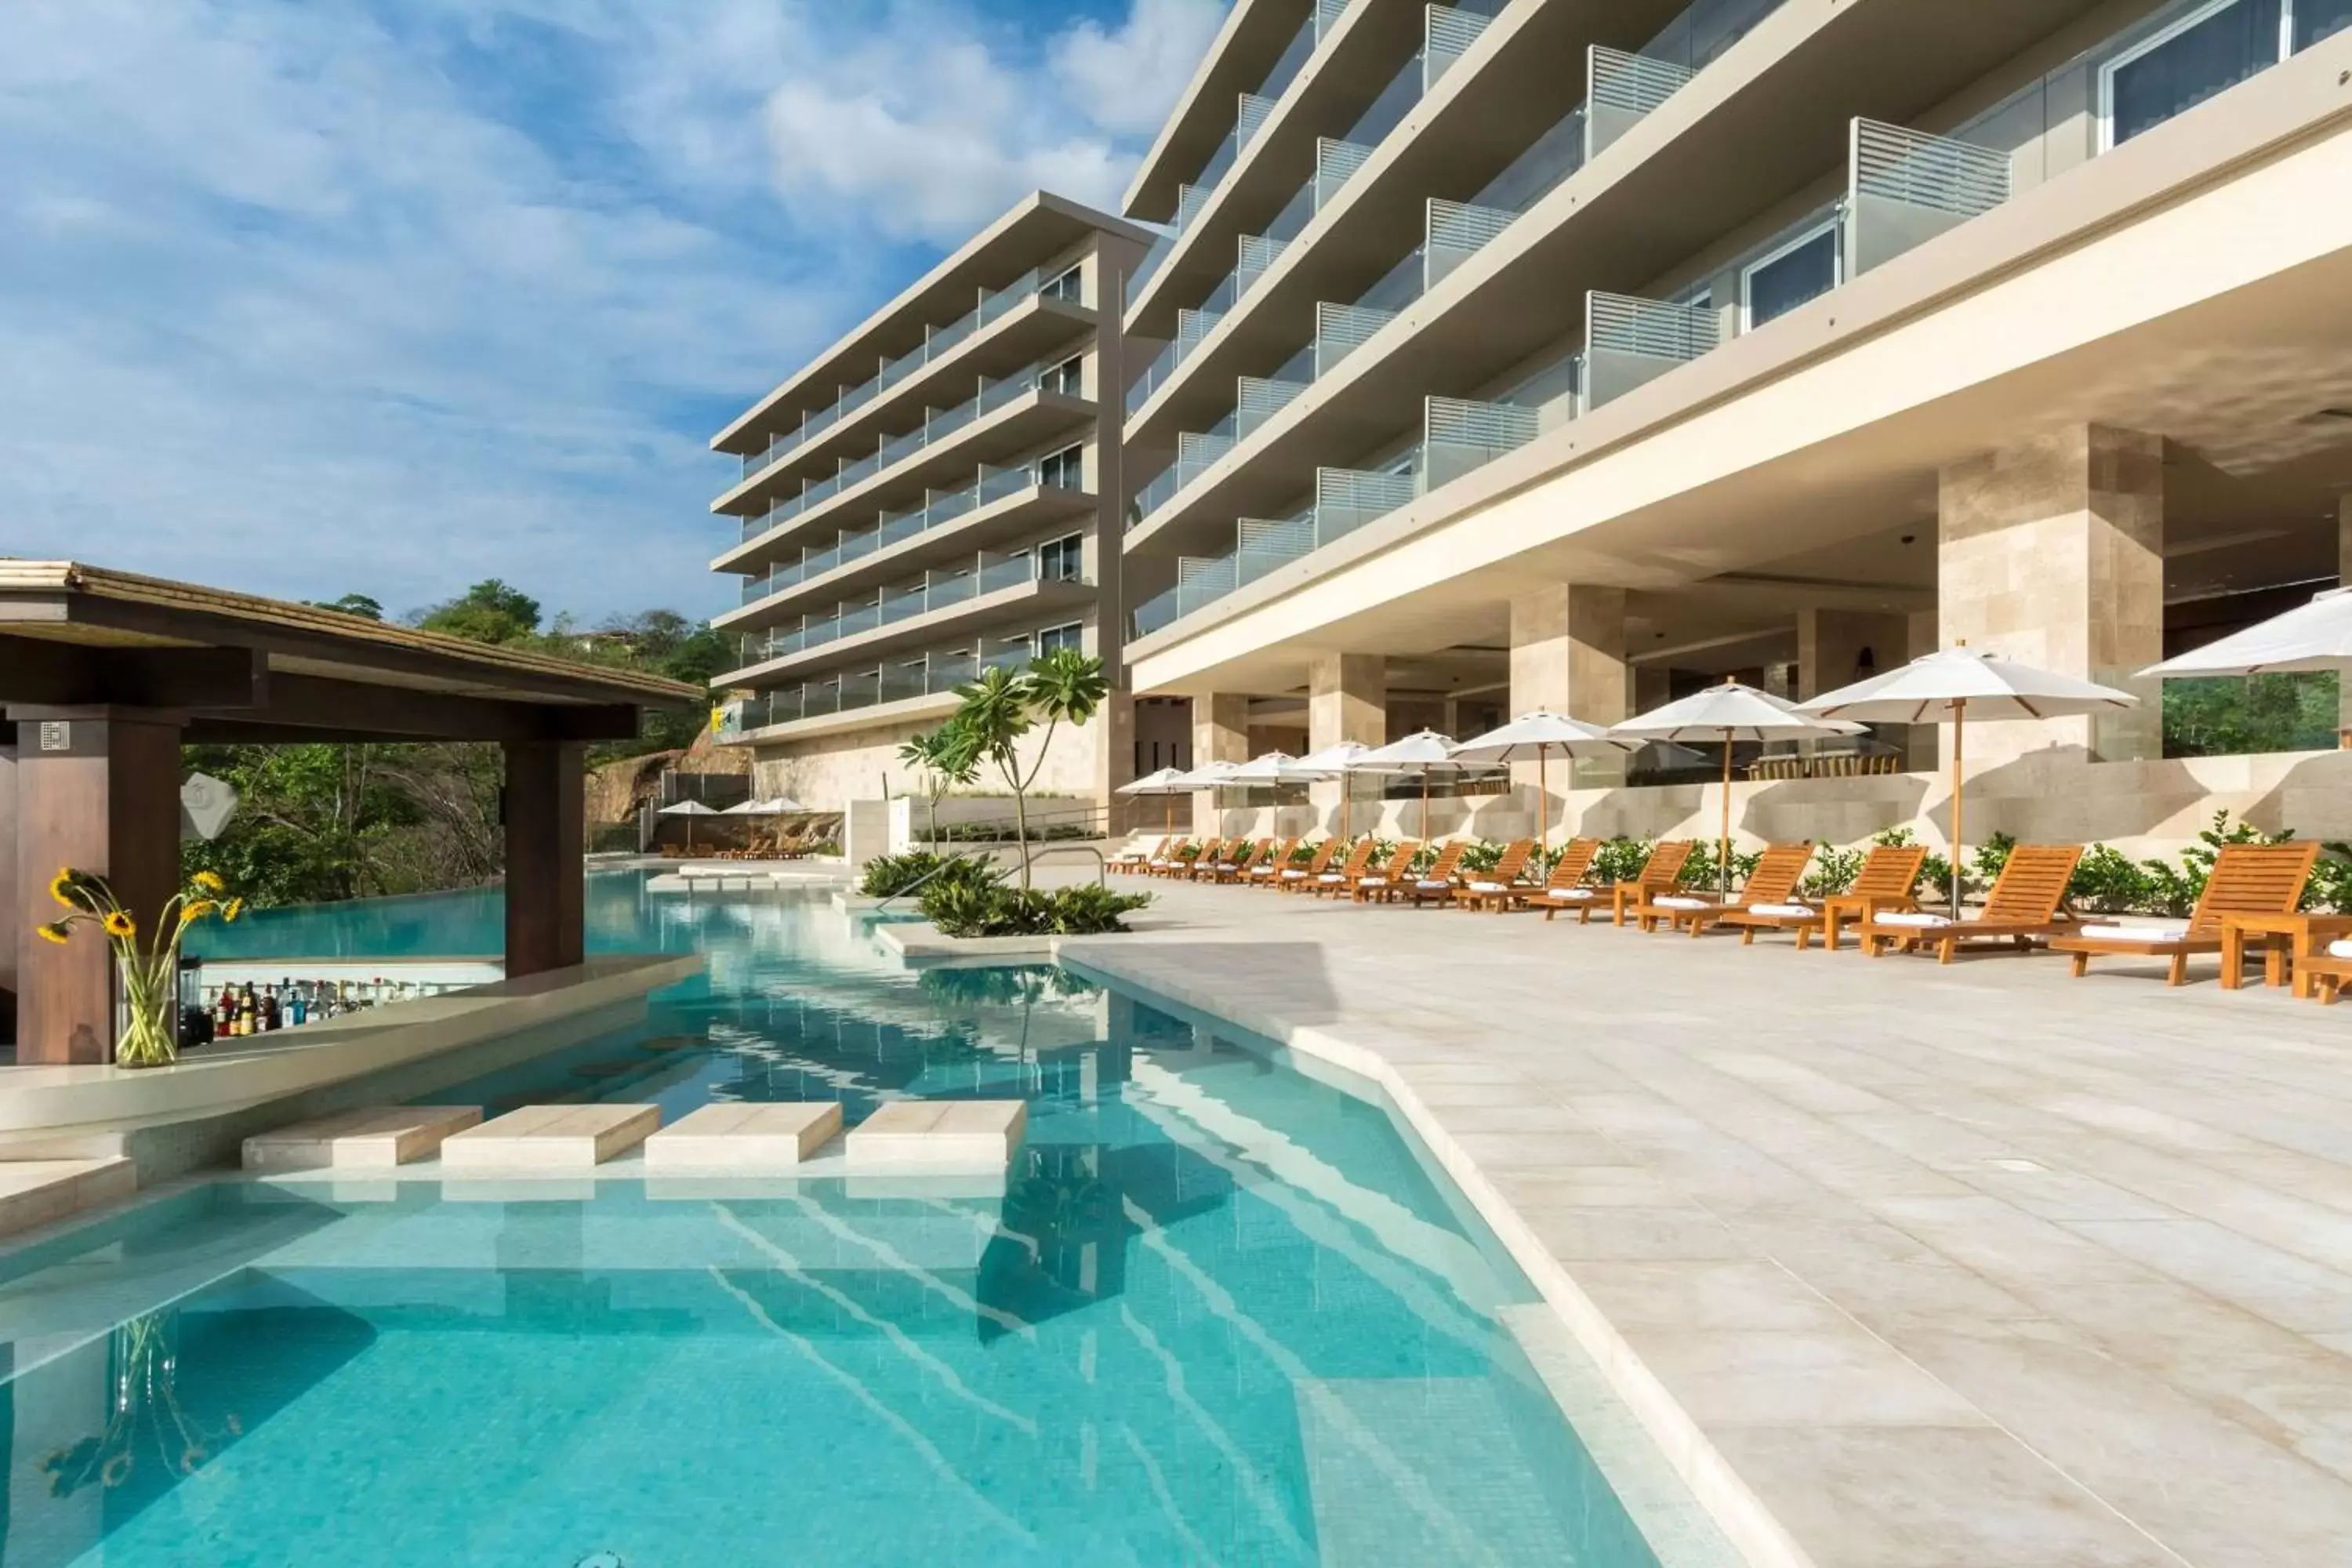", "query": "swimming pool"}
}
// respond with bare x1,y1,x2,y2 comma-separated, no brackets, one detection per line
2,877,1693,1566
